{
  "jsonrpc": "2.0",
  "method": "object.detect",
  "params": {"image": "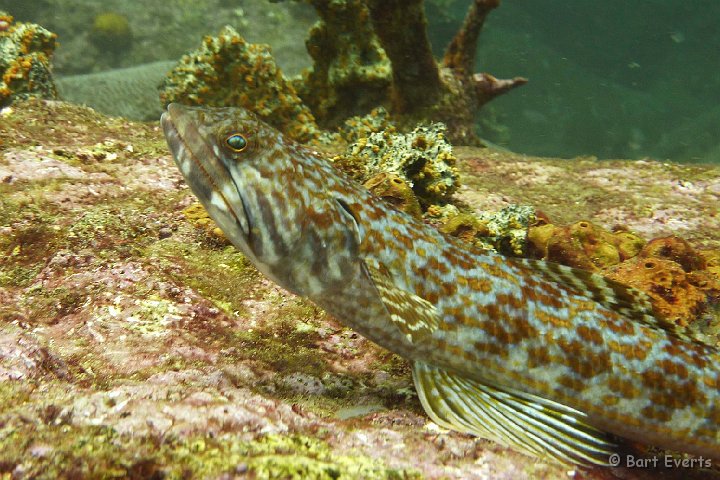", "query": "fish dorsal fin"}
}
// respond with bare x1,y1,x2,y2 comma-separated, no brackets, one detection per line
363,261,440,343
412,361,617,466
516,258,708,345
517,258,655,320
